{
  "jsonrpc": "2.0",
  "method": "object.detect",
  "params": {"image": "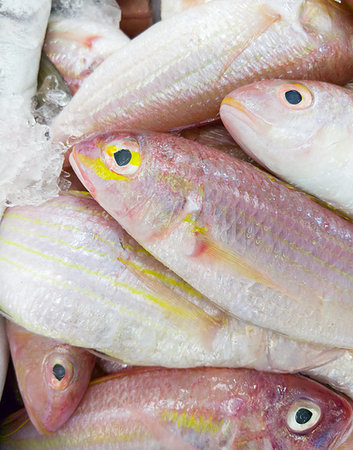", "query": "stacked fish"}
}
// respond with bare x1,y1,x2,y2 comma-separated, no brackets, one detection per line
2,0,353,448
